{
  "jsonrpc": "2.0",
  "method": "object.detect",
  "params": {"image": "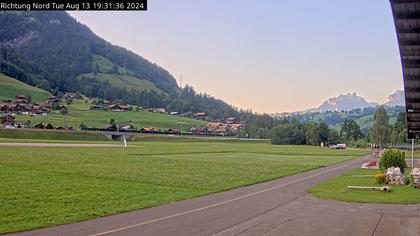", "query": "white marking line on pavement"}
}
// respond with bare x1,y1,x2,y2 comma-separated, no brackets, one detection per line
91,159,362,236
